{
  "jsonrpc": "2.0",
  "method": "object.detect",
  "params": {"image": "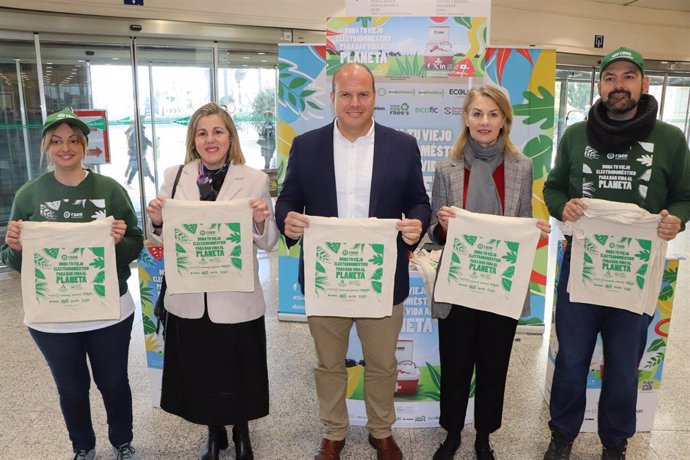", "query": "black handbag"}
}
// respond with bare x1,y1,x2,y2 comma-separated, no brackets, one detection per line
154,165,184,336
